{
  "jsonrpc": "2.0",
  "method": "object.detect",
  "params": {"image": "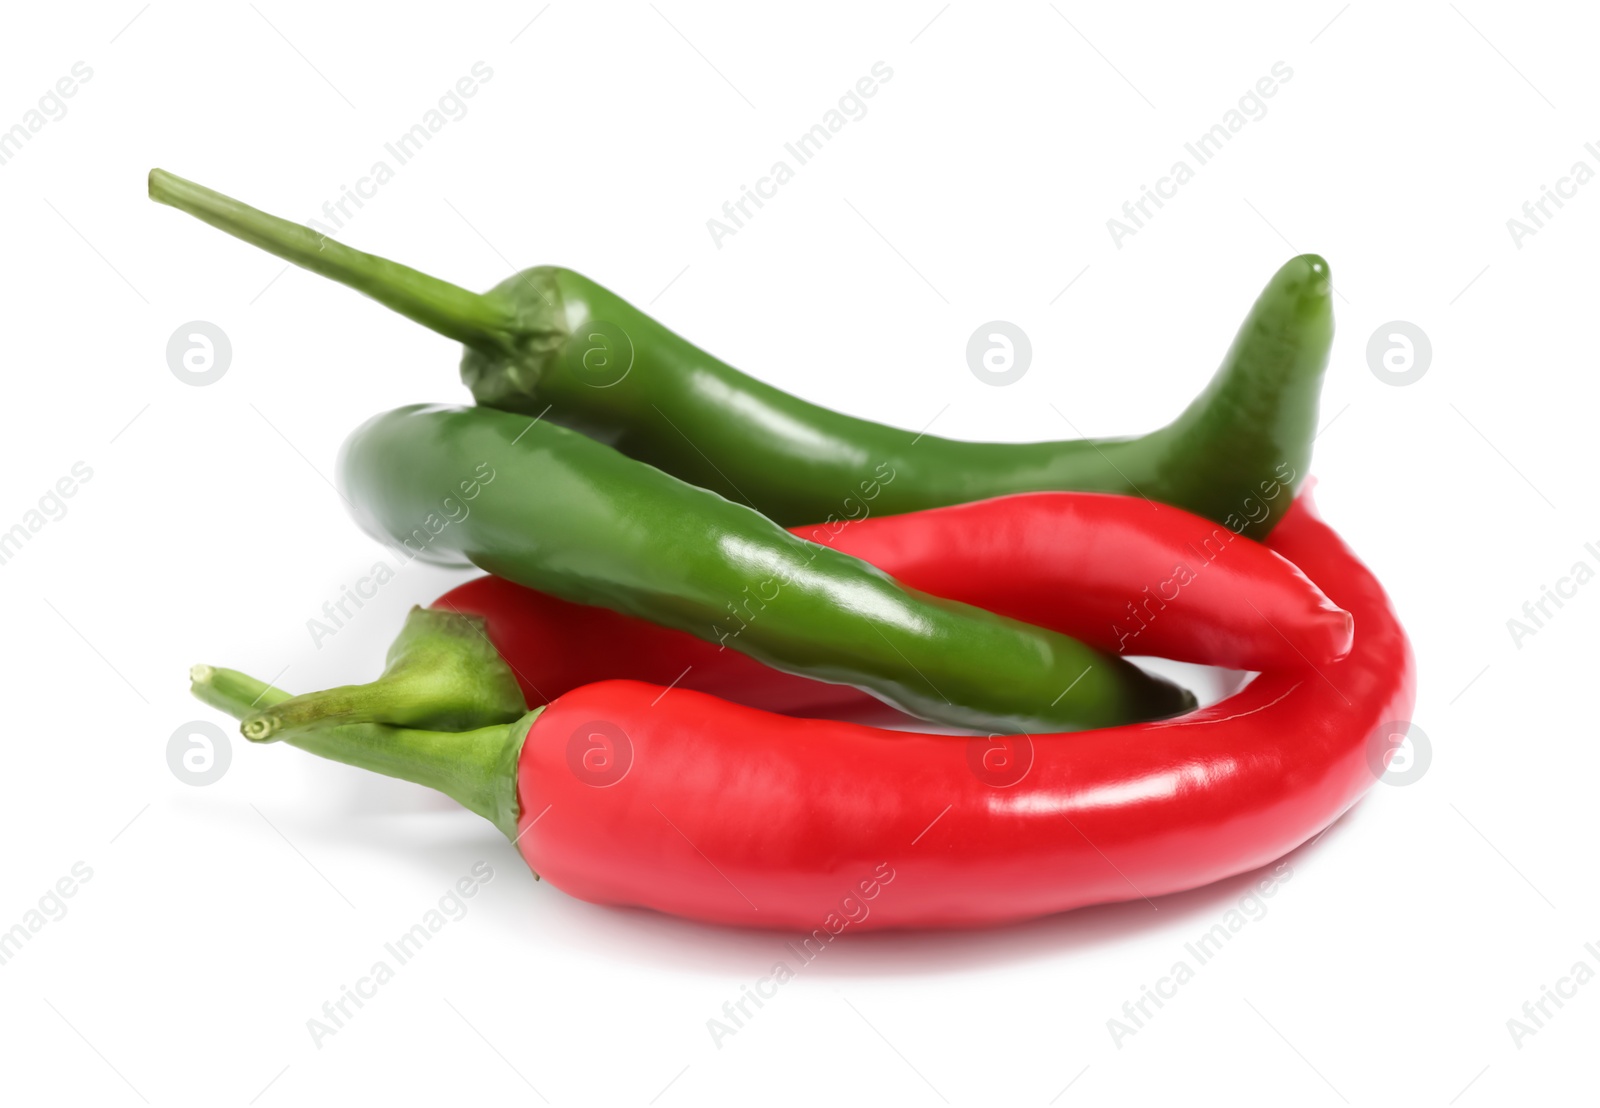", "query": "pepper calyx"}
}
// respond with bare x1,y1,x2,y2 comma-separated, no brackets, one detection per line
459,267,570,412
239,606,527,743
190,663,541,841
